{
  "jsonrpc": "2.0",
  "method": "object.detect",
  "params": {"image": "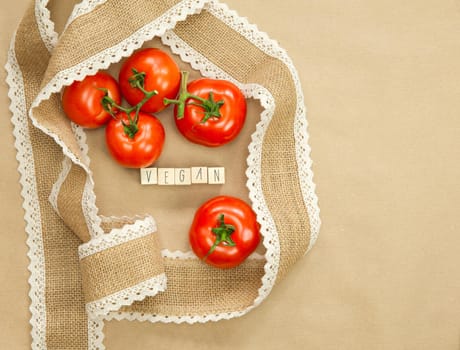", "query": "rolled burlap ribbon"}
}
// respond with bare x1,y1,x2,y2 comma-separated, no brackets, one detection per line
6,0,320,348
